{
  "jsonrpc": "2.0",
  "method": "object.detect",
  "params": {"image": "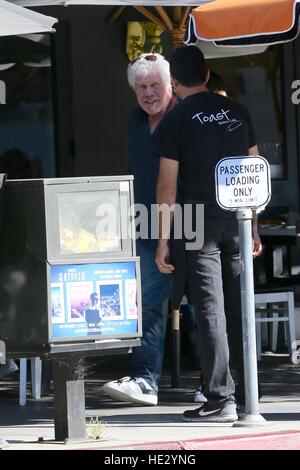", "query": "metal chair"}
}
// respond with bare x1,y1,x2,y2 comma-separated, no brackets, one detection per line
19,357,42,406
254,287,300,365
